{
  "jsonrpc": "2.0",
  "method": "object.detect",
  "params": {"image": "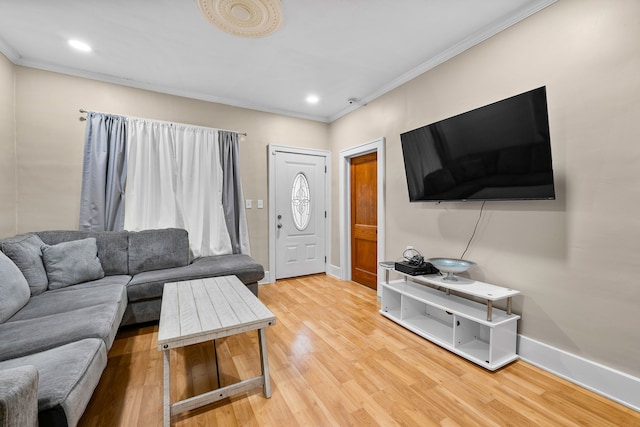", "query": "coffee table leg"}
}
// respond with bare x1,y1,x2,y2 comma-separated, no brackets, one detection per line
213,339,221,389
163,349,170,427
258,328,271,398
